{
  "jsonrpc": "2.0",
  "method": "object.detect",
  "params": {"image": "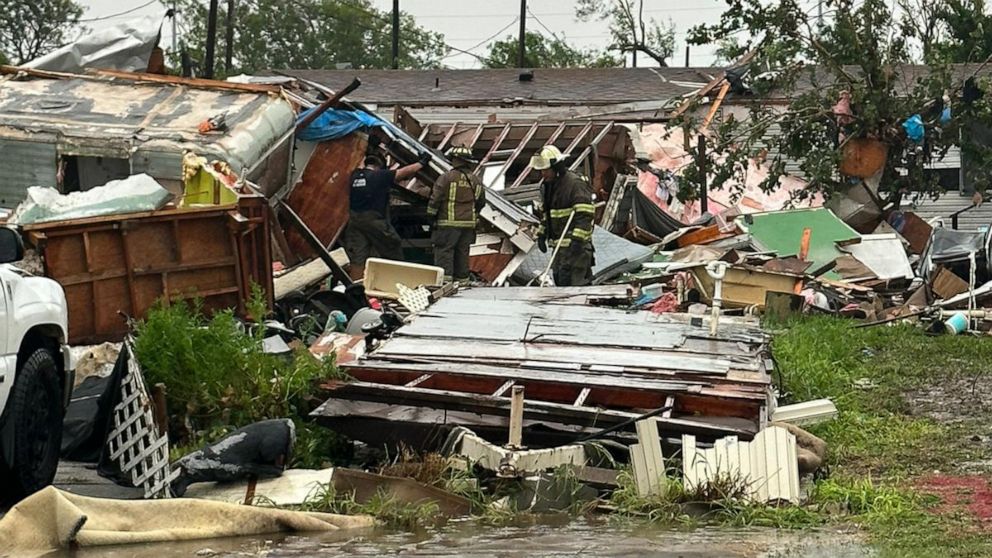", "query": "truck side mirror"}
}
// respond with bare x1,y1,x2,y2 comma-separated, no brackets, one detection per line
0,227,25,264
